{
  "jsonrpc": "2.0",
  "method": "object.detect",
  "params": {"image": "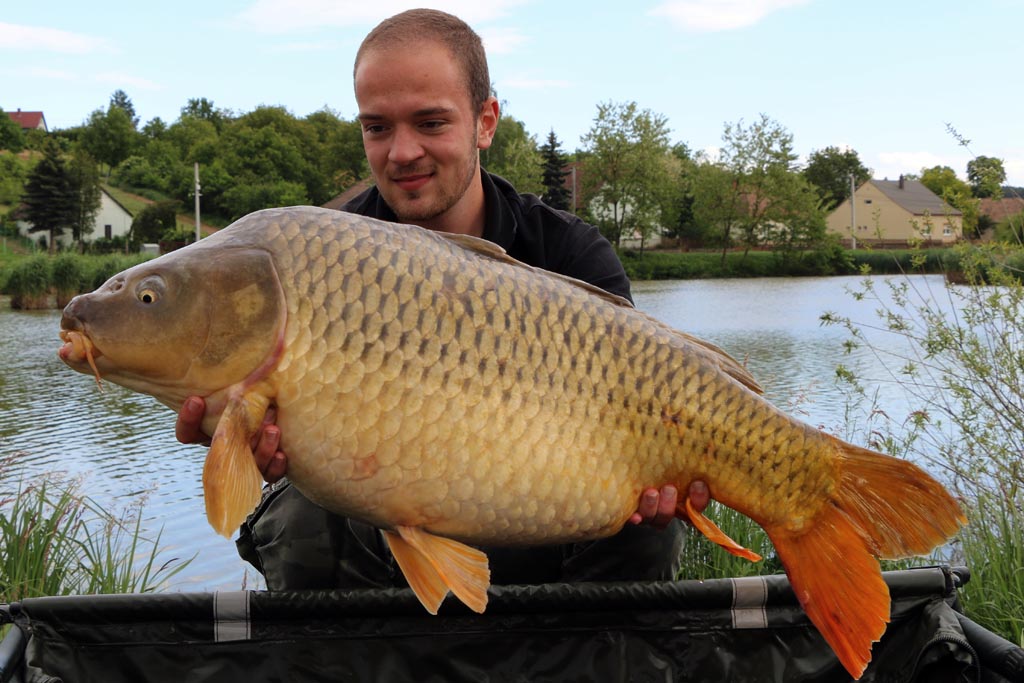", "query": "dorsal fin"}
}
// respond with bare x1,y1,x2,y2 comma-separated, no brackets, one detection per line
437,232,635,309
436,231,762,395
